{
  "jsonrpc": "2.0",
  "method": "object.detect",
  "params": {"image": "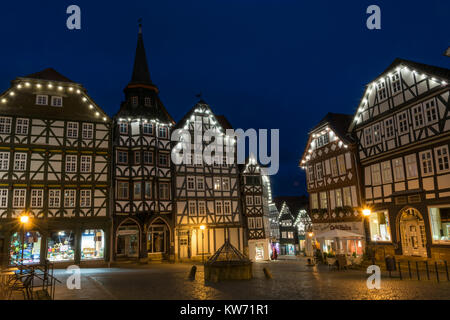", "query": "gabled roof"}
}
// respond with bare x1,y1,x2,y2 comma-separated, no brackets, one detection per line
348,58,450,132
114,95,175,124
274,196,308,220
174,99,230,131
23,68,74,83
311,112,353,143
